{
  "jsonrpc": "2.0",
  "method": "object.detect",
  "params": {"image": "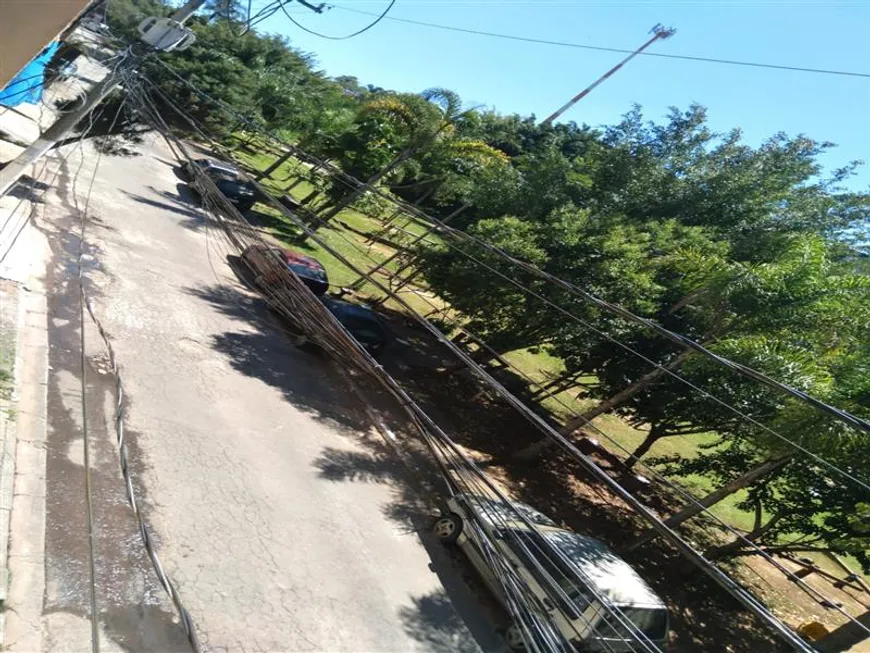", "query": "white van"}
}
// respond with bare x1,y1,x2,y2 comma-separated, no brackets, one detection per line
434,493,669,652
